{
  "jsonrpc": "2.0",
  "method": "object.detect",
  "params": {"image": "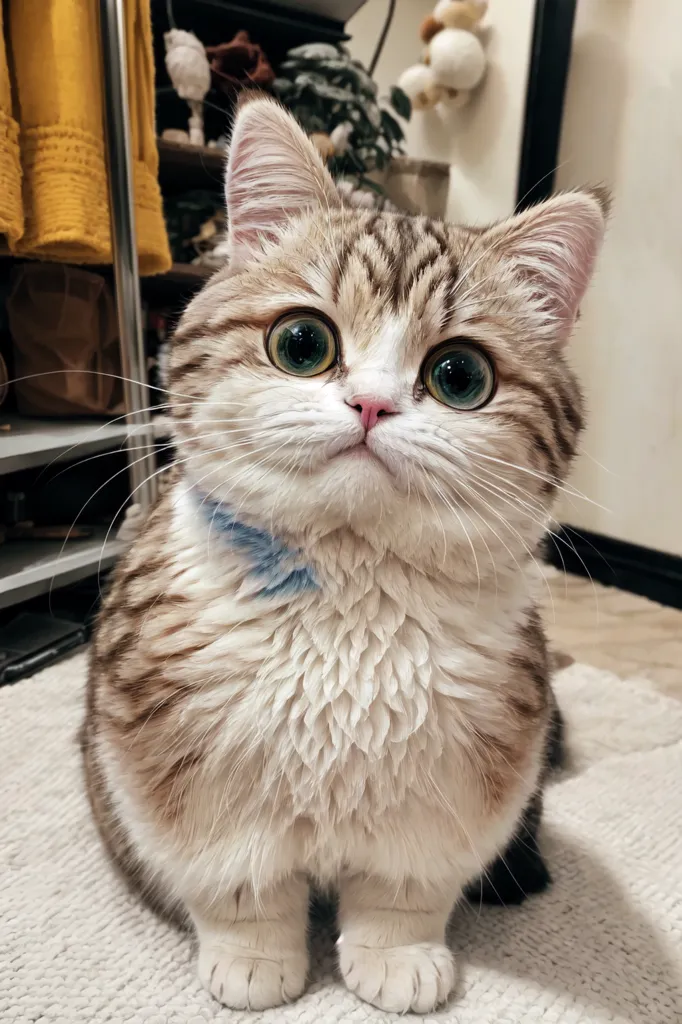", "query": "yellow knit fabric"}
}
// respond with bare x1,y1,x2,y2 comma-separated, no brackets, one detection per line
7,0,171,275
0,4,23,243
